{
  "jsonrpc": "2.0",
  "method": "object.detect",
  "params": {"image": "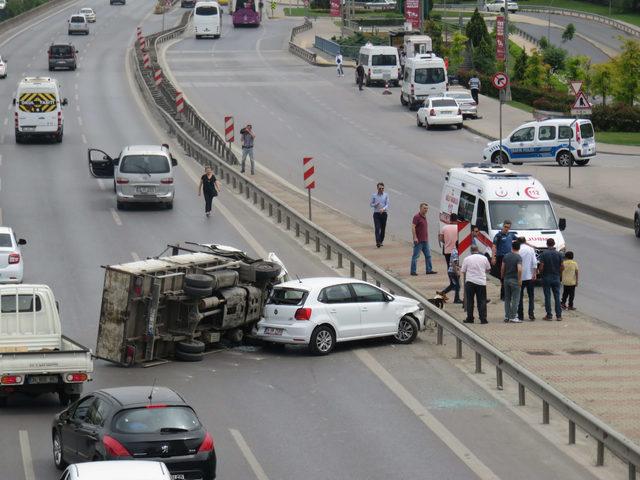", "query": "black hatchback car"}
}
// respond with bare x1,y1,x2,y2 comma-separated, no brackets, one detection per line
48,44,78,71
52,386,216,479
